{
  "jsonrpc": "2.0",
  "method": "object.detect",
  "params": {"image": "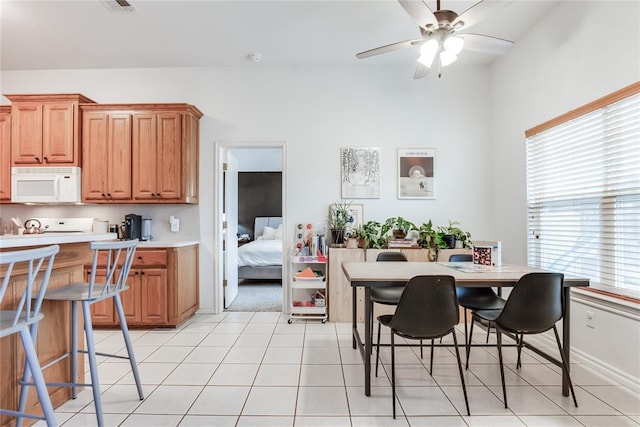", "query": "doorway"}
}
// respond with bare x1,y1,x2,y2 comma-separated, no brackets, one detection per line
215,144,285,313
